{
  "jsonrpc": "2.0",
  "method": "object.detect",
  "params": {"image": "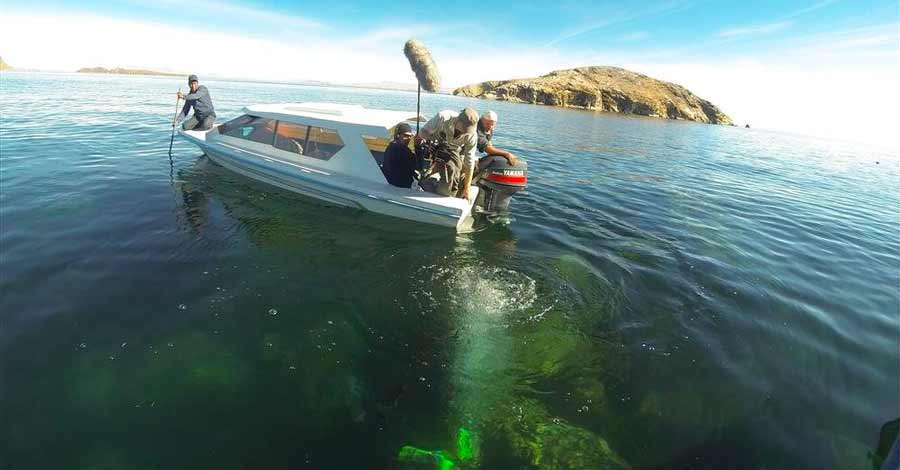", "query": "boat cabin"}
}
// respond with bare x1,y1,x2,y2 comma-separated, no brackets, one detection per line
211,102,419,185
179,102,481,231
